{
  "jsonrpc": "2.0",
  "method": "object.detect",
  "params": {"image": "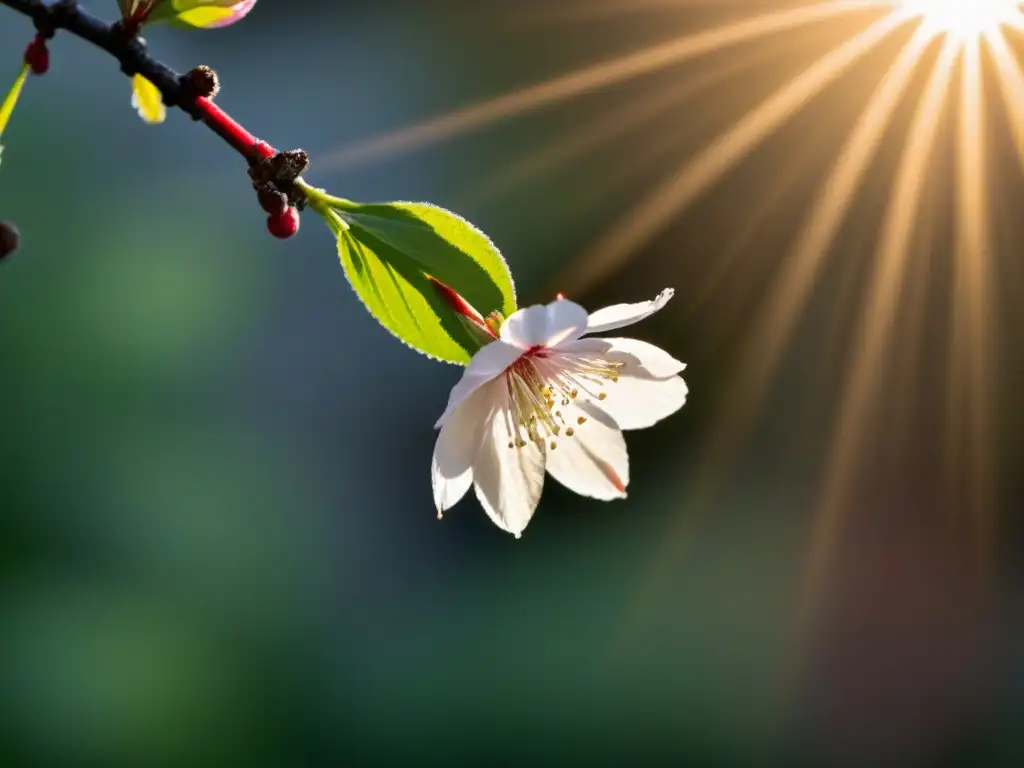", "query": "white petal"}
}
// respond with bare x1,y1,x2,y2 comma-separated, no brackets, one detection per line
585,288,674,335
560,337,685,378
431,384,493,515
472,395,546,538
434,340,523,428
546,404,629,500
501,300,589,349
587,374,688,431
